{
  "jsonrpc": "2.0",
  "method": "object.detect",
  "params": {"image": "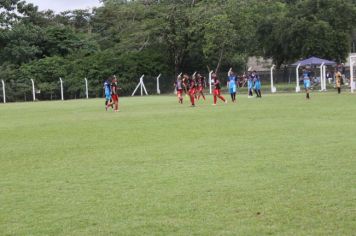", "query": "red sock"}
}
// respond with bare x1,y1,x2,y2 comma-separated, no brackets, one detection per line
214,96,217,104
190,96,195,105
